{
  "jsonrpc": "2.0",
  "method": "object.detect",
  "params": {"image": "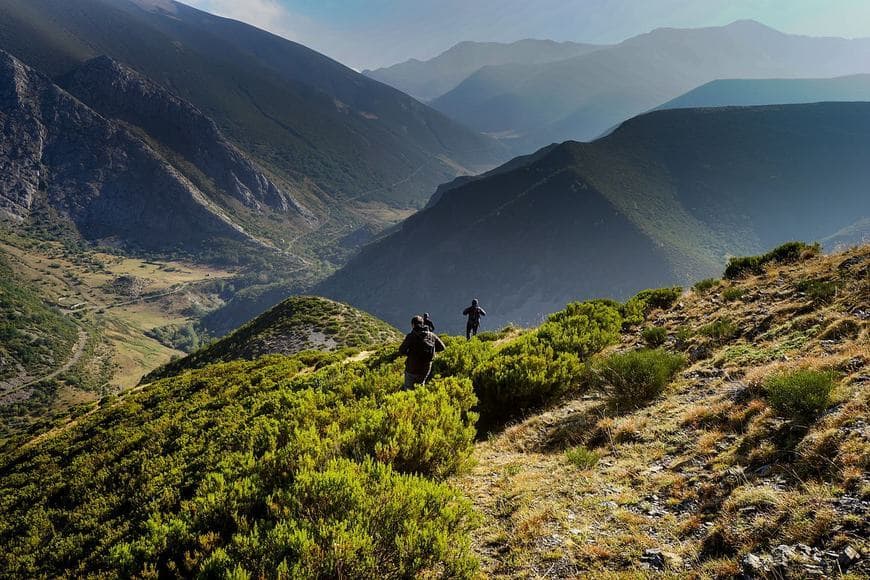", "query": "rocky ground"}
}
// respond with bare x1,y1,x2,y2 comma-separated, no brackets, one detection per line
454,246,869,578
